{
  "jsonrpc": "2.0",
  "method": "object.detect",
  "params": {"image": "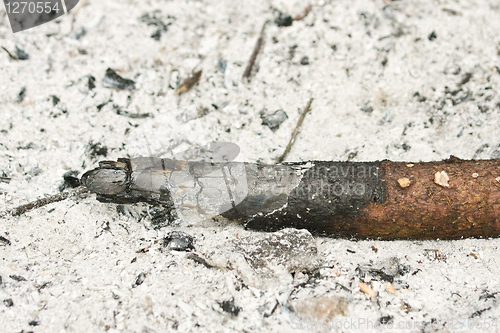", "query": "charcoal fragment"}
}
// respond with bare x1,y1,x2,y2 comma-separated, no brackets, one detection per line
0,236,11,246
29,319,40,326
186,253,213,268
103,68,136,90
88,76,96,90
275,12,293,27
52,95,60,106
261,109,288,131
88,141,108,159
17,87,26,103
378,316,394,325
163,231,195,251
3,299,13,307
133,272,146,287
361,105,374,113
217,59,227,73
15,46,29,60
10,275,27,282
218,297,241,316
60,171,81,192
428,31,437,41
459,72,472,86
151,29,162,40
